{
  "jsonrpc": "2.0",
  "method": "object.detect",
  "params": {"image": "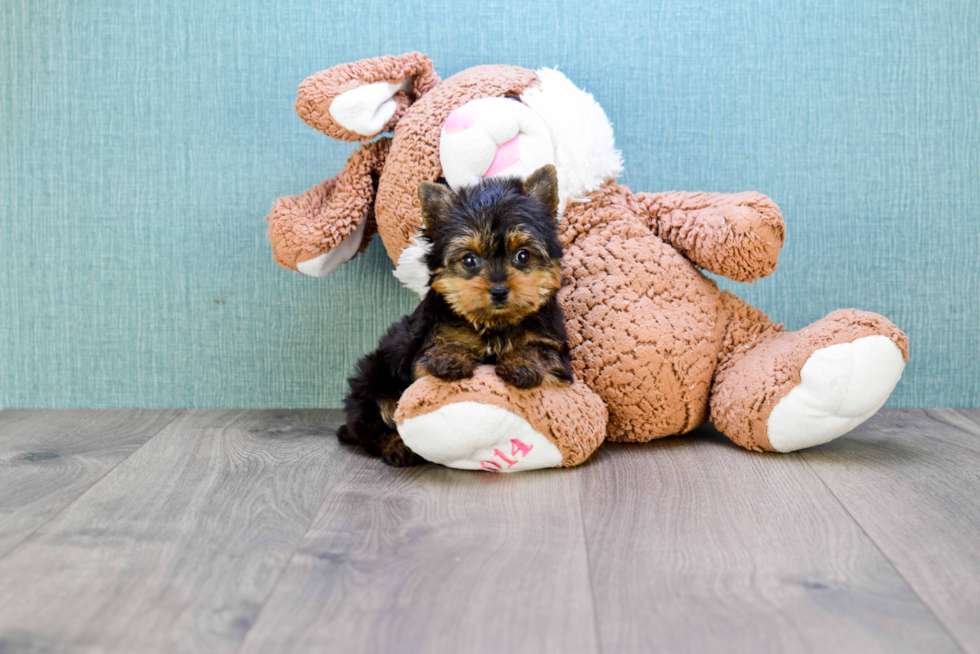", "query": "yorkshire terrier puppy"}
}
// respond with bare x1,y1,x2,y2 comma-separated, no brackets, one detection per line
338,164,573,467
